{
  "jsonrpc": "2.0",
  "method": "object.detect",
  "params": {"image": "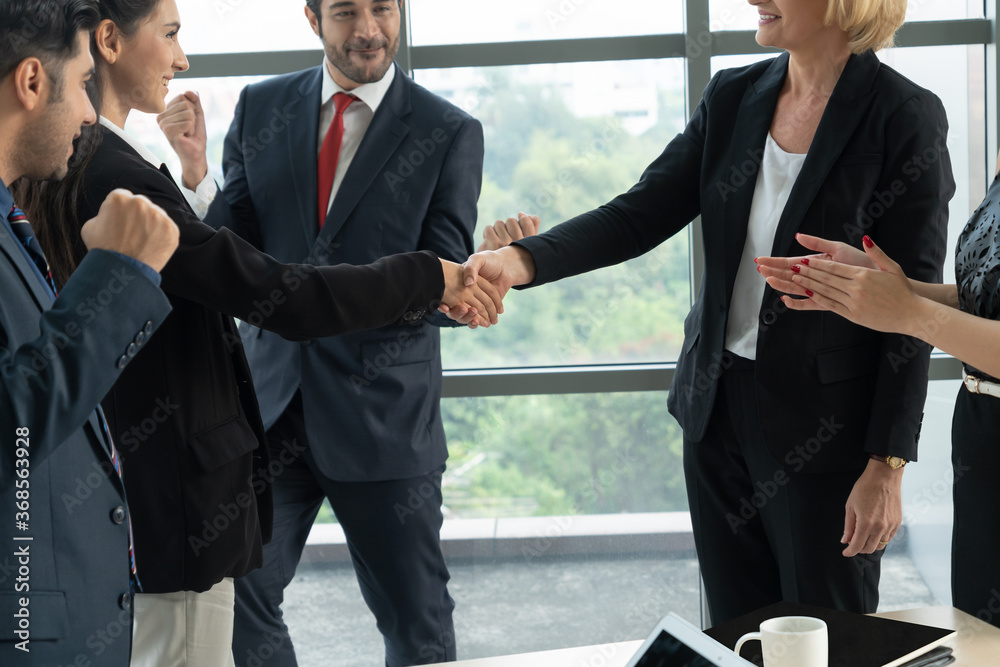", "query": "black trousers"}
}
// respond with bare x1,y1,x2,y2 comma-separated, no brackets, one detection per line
684,353,881,625
951,387,1000,627
232,393,456,667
